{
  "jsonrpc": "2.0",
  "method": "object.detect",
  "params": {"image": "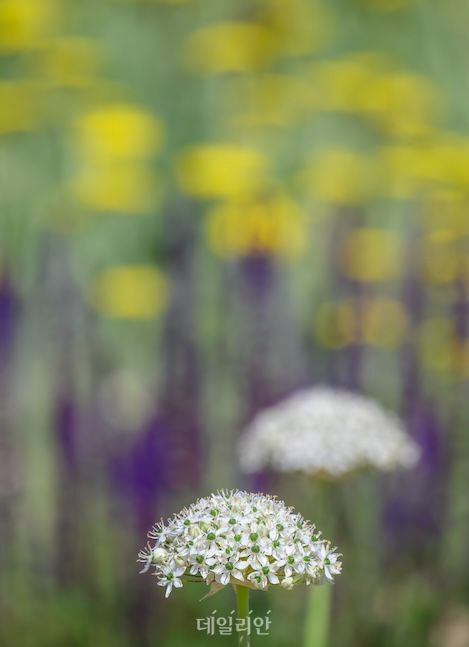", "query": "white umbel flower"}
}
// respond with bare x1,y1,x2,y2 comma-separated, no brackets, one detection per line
239,387,419,478
138,490,341,597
